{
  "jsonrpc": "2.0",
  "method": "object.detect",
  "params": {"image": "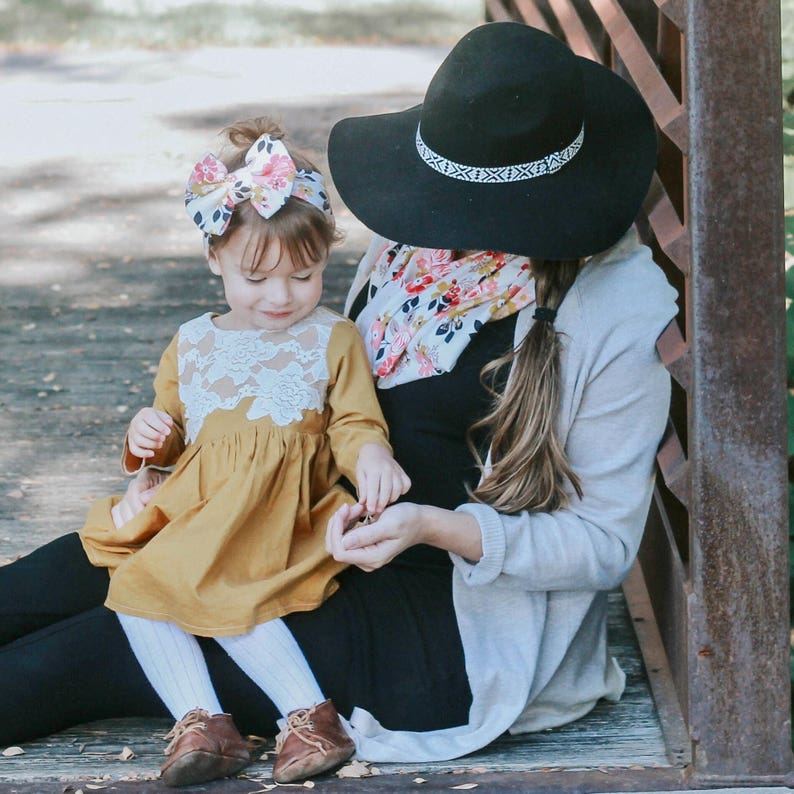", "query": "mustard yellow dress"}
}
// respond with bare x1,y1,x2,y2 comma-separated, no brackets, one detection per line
79,307,390,637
